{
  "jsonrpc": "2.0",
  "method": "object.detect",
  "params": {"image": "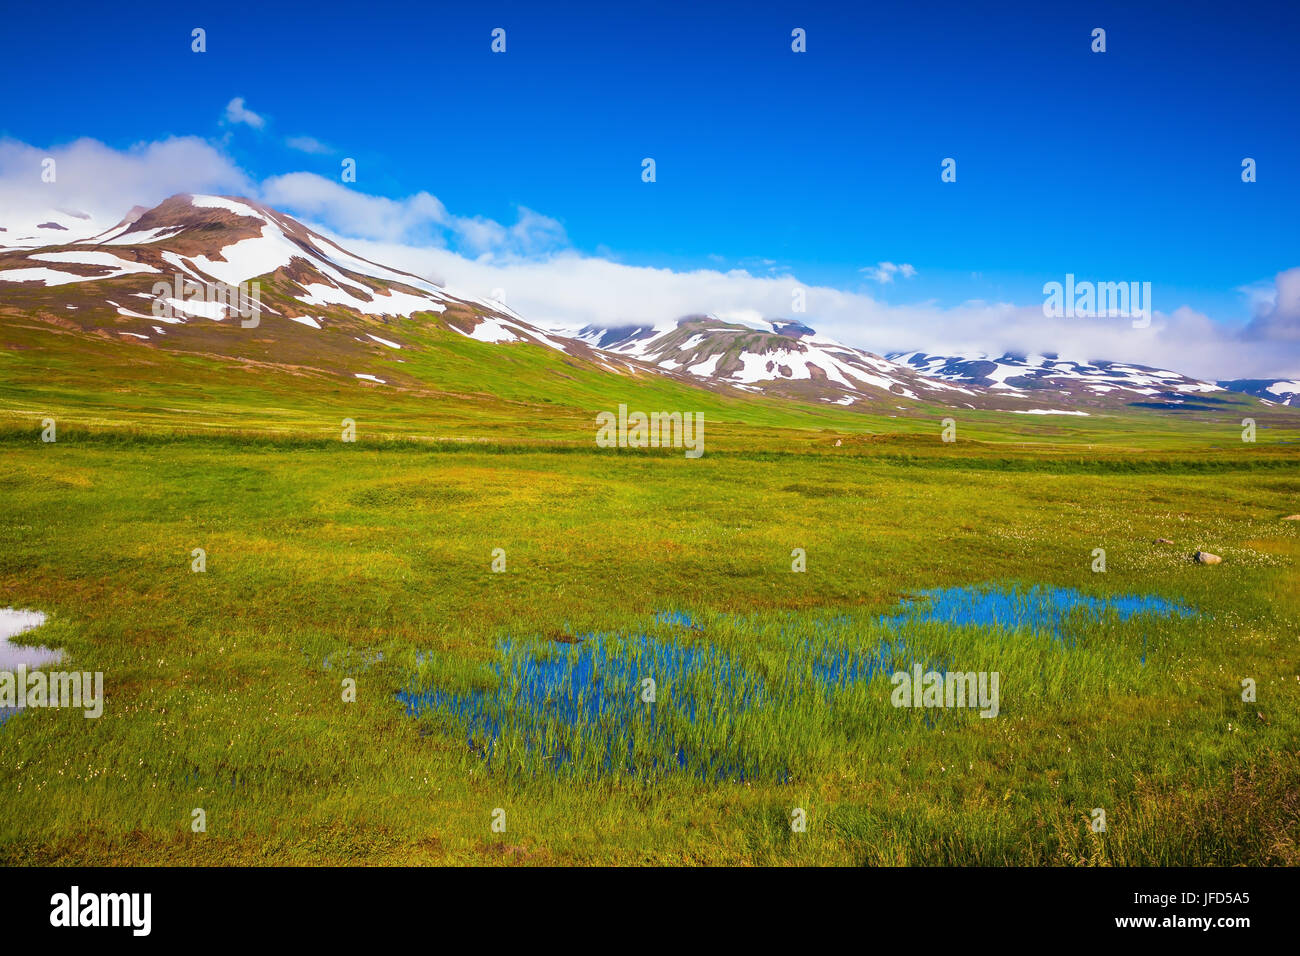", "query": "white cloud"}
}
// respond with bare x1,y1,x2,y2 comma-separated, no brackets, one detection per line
260,171,566,256
1243,267,1300,343
286,136,331,154
261,172,450,244
224,97,265,130
0,135,253,228
861,261,916,284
